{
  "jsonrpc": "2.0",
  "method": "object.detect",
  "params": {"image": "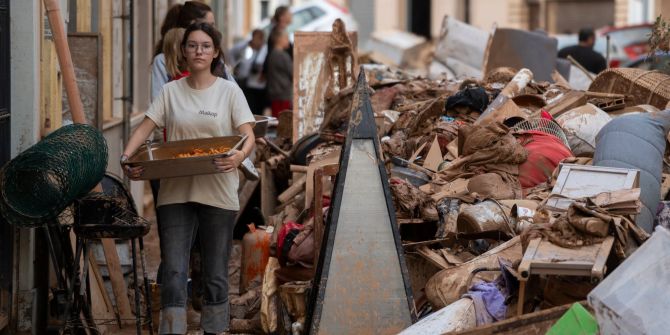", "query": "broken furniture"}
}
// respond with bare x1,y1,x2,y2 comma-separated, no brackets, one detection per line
306,70,415,334
516,237,615,316
545,164,639,212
